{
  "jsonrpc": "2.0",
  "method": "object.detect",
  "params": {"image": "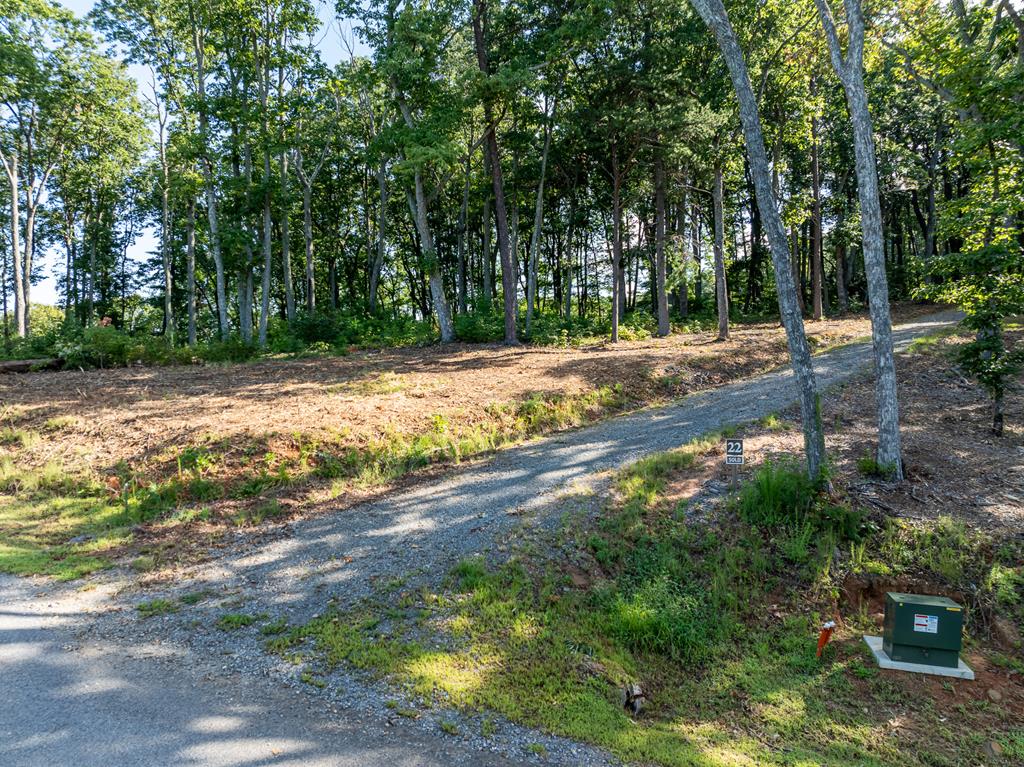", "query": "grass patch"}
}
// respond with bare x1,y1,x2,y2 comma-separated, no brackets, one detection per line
0,427,40,448
855,452,898,480
0,384,631,579
44,415,79,431
136,598,178,618
180,590,214,605
216,612,262,630
328,372,409,396
757,412,790,432
906,326,958,355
